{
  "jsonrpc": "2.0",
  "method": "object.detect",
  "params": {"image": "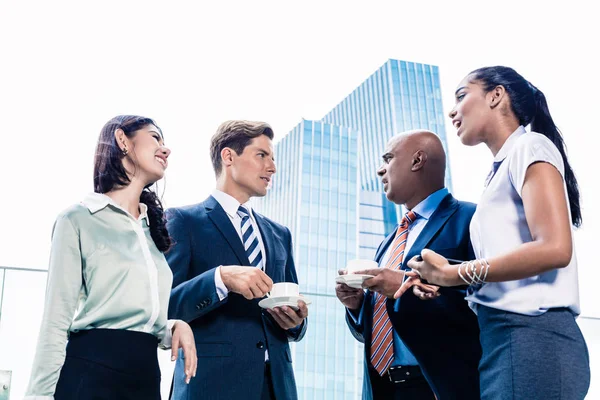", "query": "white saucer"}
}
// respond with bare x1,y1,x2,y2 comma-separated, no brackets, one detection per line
258,295,312,310
335,274,375,289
